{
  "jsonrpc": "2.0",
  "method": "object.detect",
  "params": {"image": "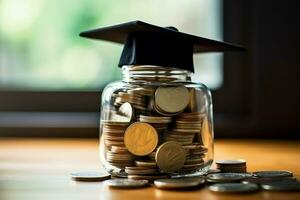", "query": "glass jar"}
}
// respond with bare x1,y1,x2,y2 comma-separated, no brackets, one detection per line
99,65,214,178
